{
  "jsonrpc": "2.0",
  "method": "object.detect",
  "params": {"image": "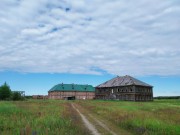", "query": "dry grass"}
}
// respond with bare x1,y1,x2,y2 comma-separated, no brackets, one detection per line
1,99,179,135
76,99,180,135
0,100,90,135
